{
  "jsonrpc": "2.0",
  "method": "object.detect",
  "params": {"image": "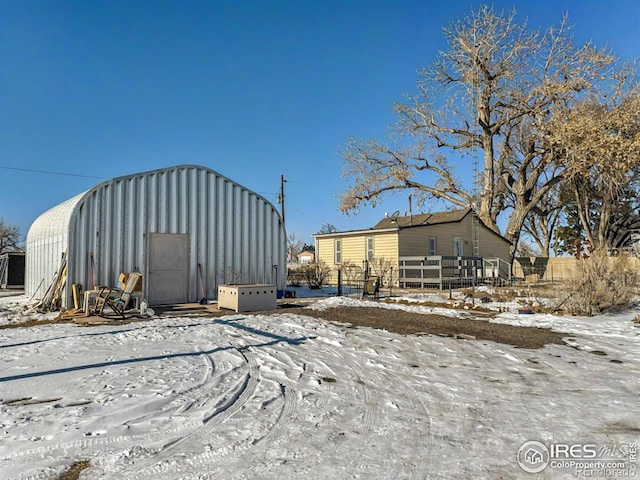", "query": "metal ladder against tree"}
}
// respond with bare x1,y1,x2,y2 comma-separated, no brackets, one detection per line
472,211,480,257
471,145,480,258
471,26,481,260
